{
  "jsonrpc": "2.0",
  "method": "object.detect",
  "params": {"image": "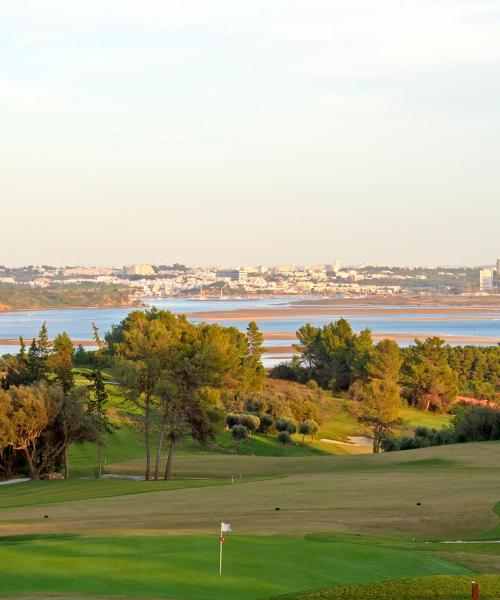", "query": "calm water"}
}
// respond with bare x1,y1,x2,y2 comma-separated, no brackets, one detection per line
0,298,498,363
